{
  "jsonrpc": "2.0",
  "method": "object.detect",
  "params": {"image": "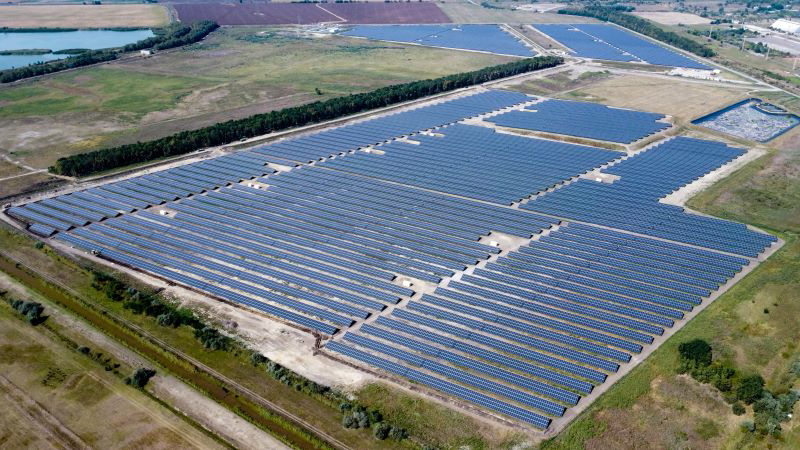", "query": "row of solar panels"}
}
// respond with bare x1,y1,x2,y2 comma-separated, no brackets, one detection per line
9,90,535,236
254,89,533,163
325,223,751,428
324,123,620,205
488,99,671,144
534,23,710,69
8,150,276,236
524,137,777,256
